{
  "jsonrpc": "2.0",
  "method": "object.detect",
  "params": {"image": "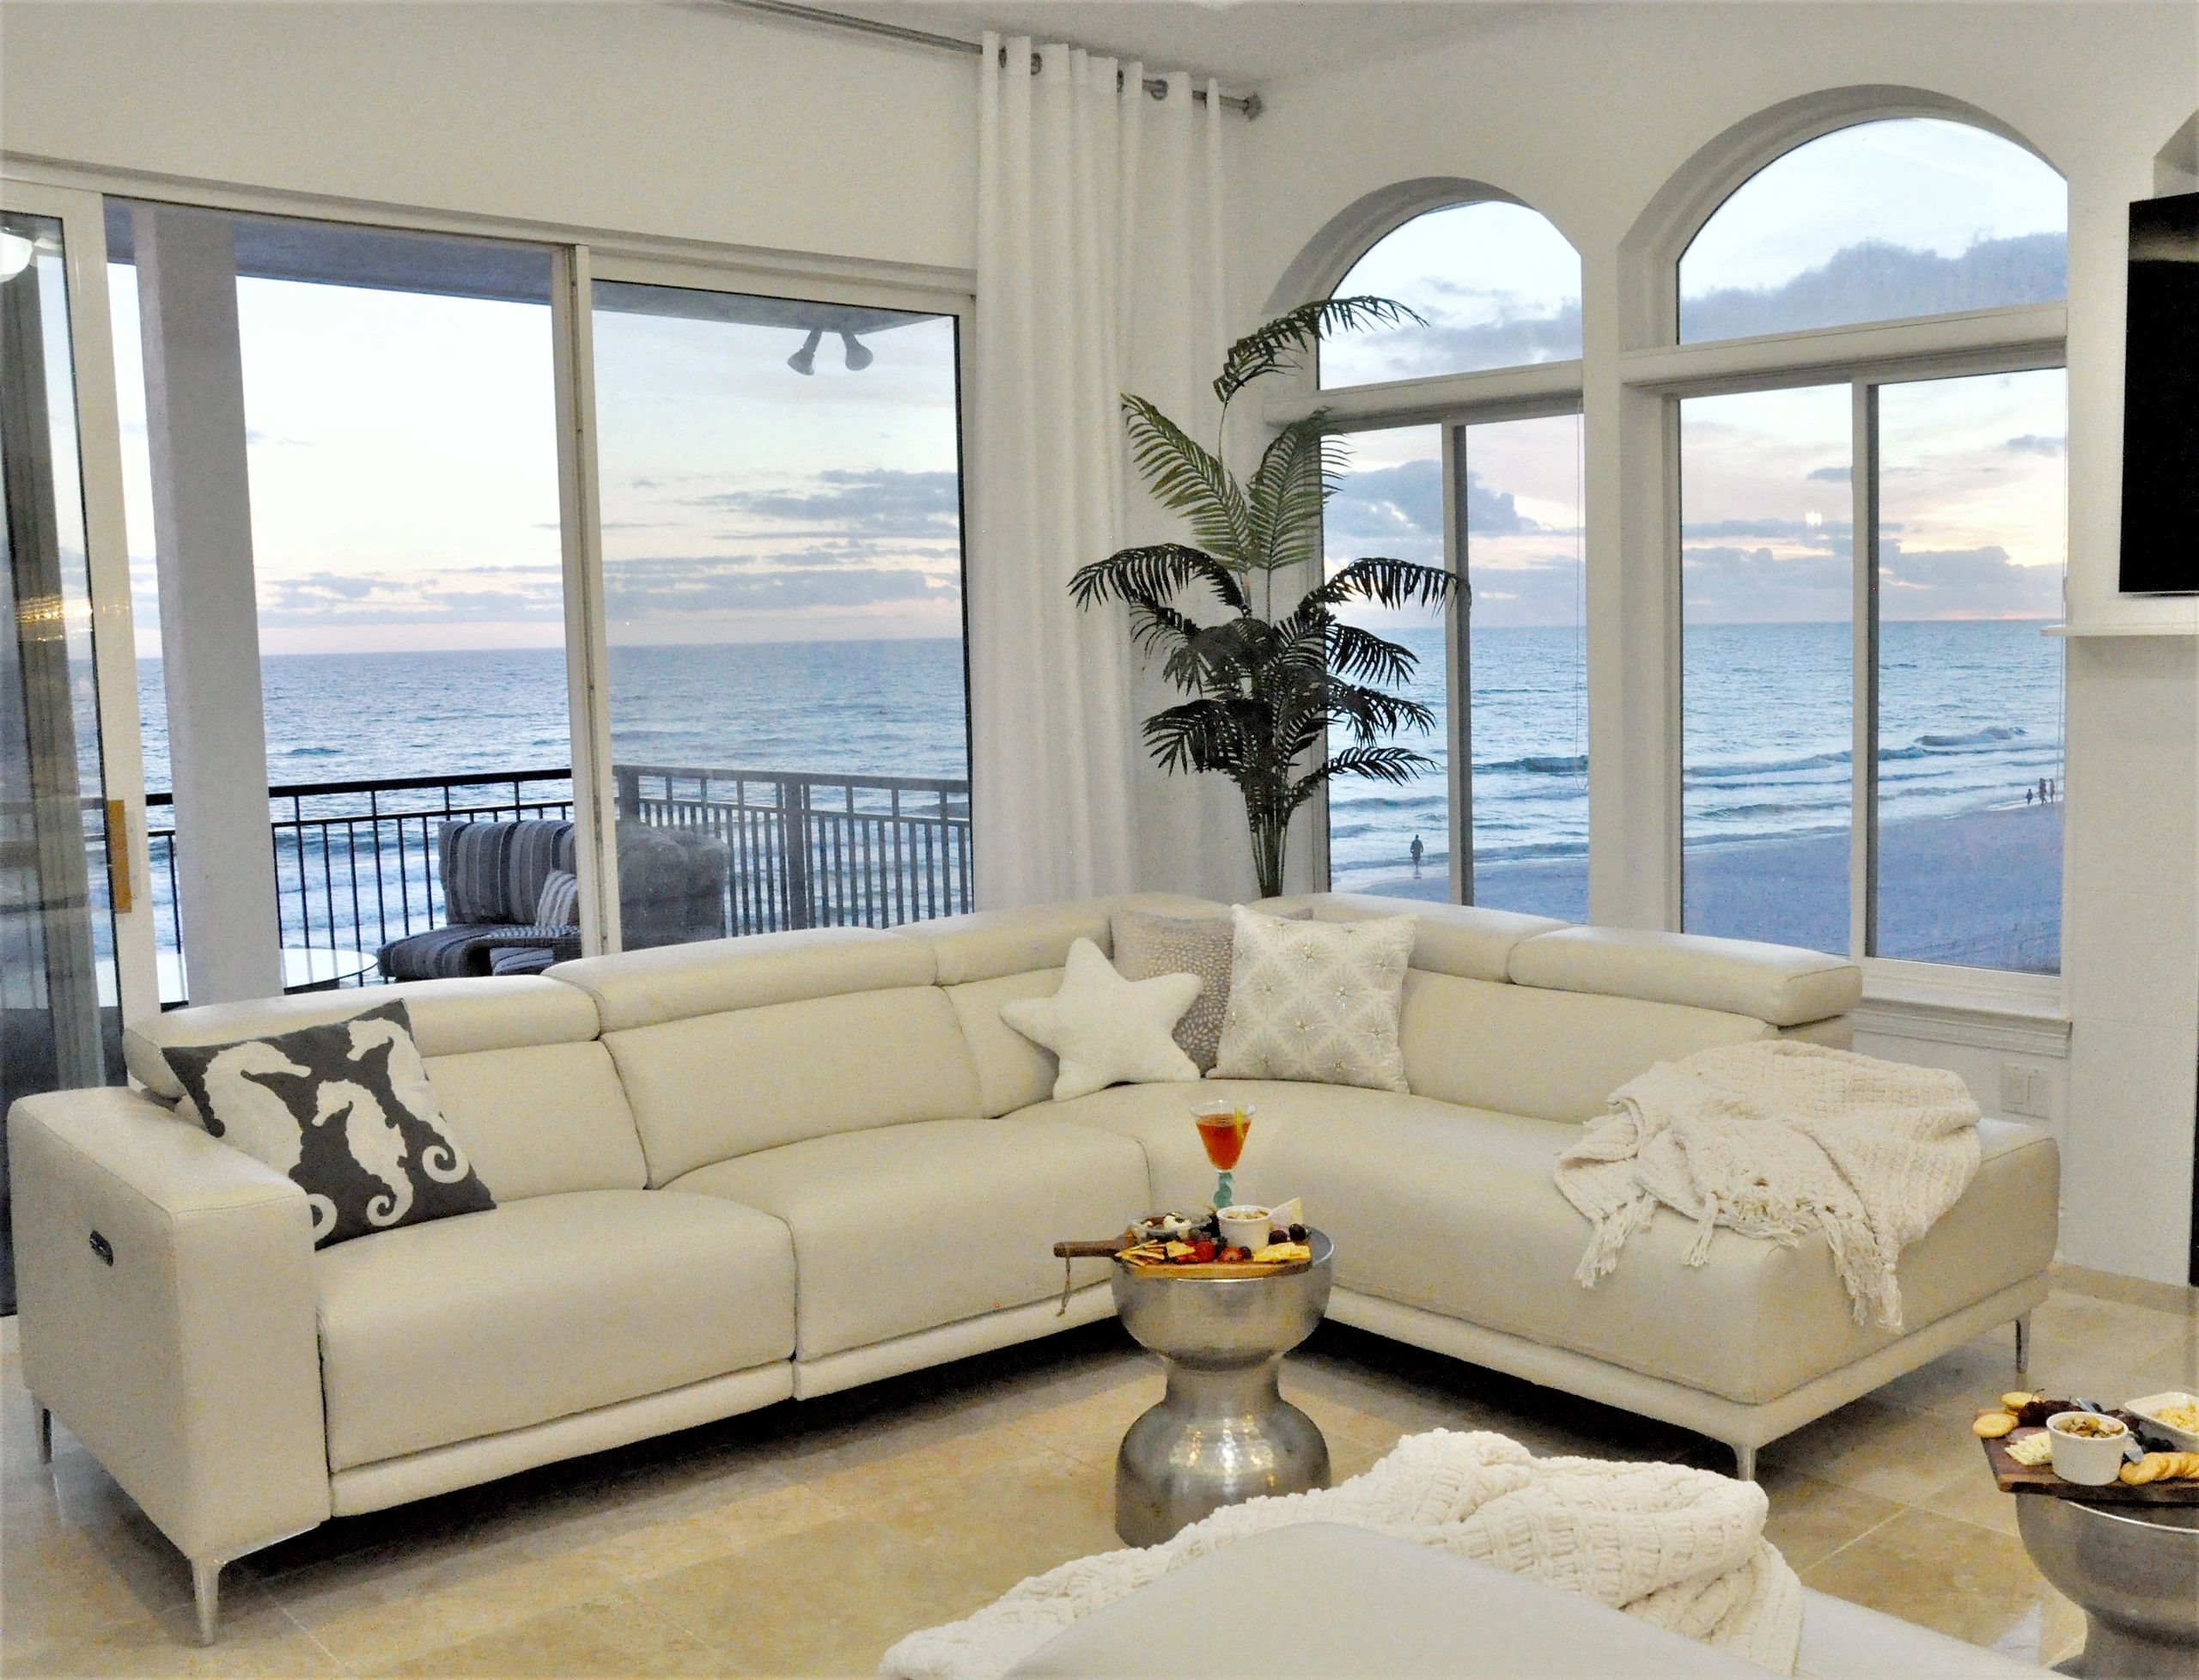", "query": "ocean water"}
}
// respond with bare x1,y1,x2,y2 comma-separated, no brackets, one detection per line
137,619,2062,882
